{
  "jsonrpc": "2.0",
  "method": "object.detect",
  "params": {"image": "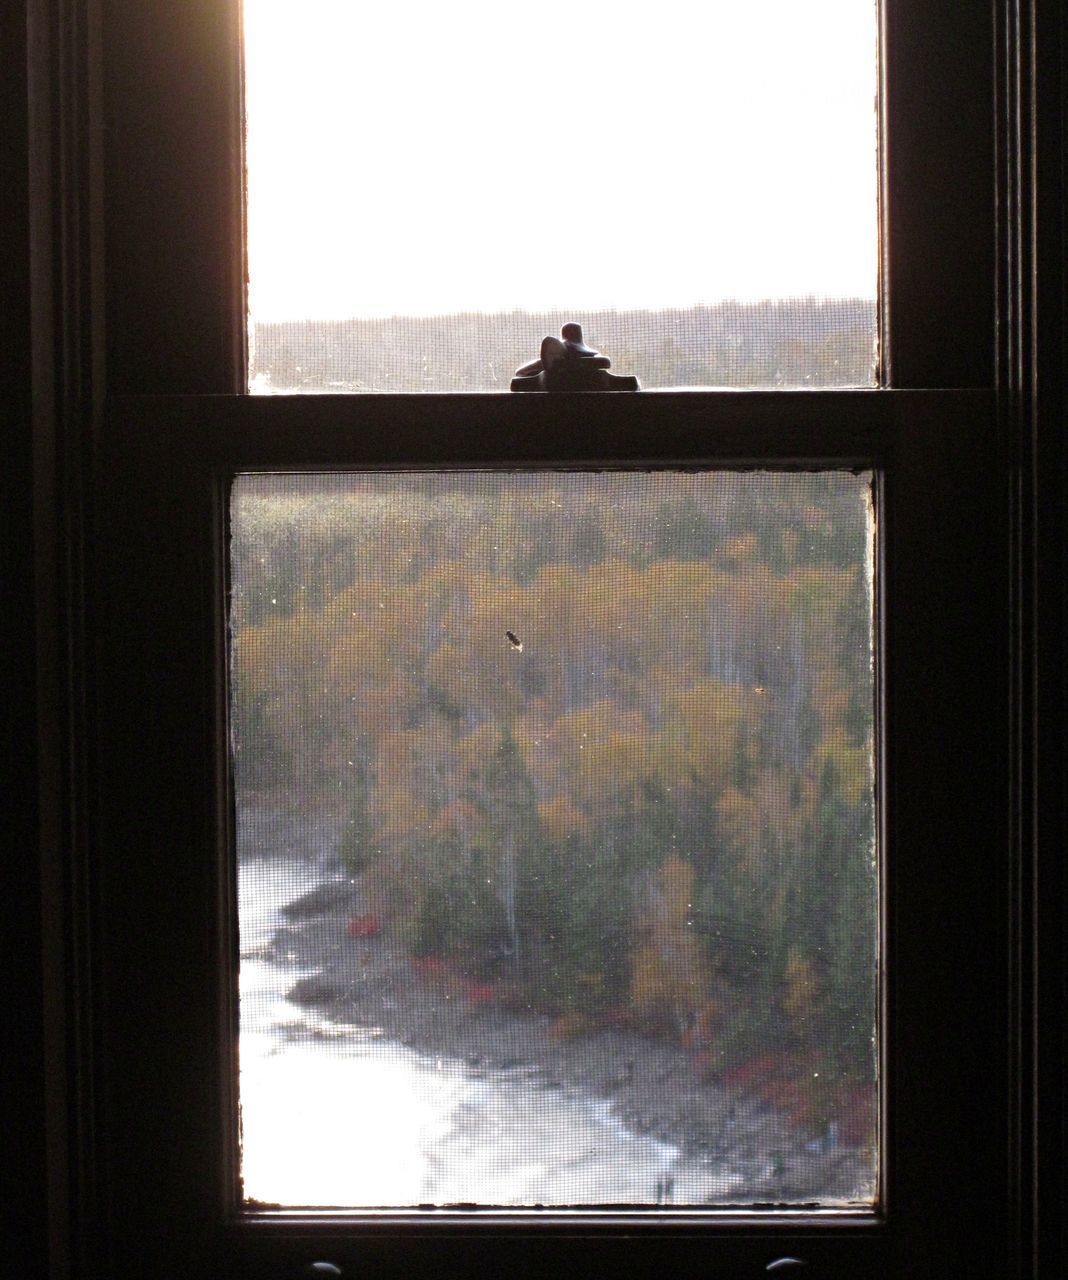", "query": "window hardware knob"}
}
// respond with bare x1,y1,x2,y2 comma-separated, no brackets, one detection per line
766,1260,807,1272
303,1264,342,1278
